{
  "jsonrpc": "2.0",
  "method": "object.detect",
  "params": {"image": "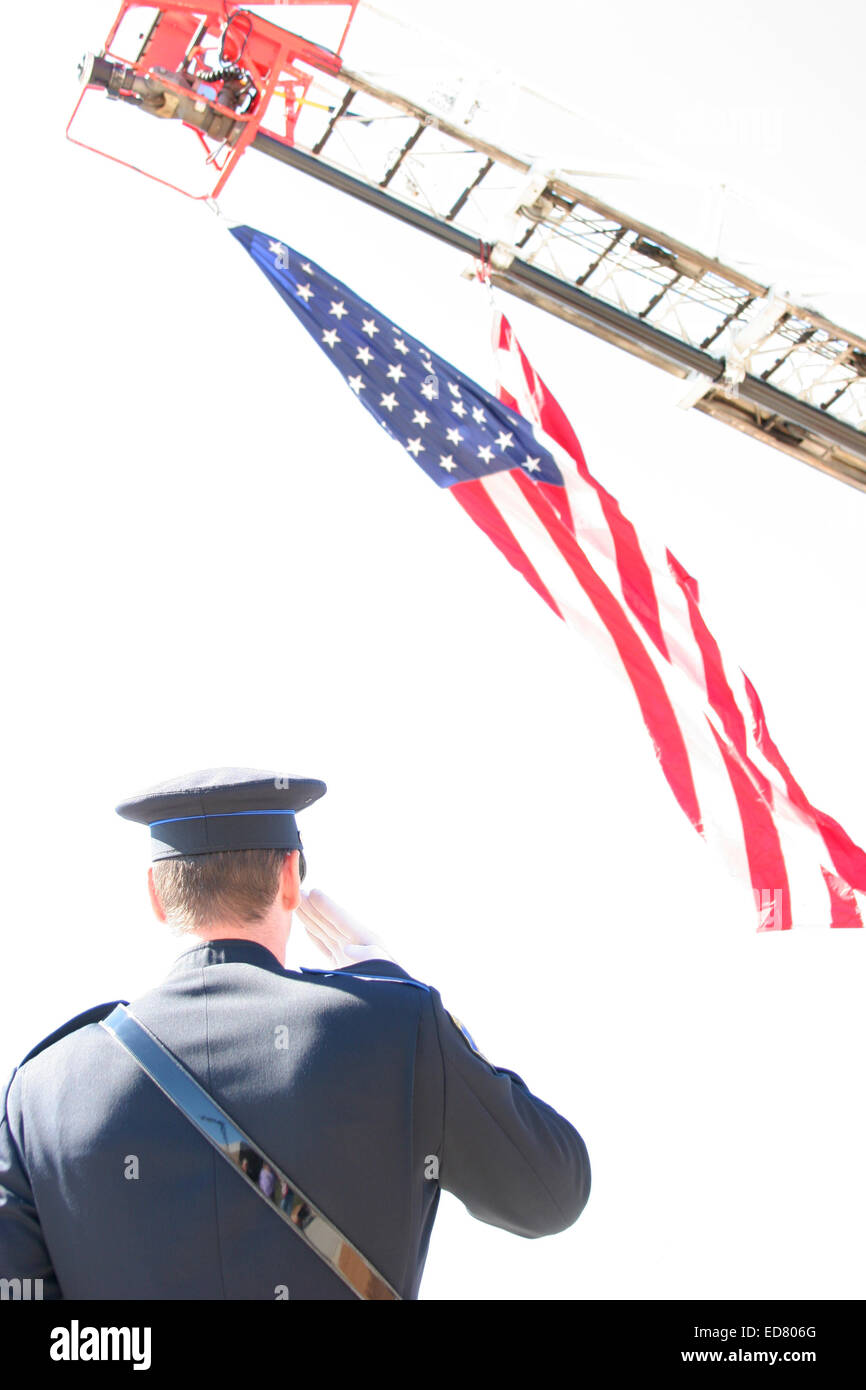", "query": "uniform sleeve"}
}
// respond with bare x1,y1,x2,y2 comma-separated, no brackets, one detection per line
0,1069,61,1299
429,989,590,1239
